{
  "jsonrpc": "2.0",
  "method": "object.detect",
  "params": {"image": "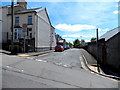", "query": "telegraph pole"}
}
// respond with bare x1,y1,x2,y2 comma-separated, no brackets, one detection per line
96,28,100,73
10,0,14,54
